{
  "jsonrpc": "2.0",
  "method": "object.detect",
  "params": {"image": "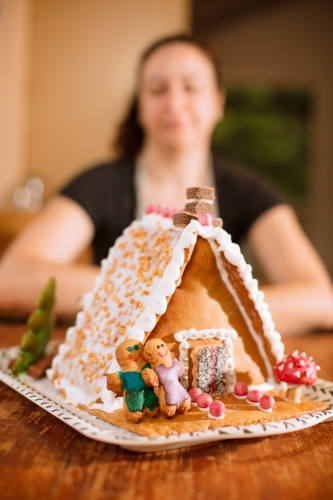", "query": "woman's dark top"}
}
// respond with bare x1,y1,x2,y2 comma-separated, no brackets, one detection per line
60,156,283,265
